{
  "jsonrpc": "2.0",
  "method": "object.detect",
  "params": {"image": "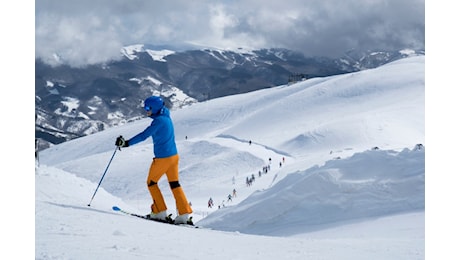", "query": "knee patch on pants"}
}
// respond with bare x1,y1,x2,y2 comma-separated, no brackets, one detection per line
148,180,157,187
169,181,181,189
